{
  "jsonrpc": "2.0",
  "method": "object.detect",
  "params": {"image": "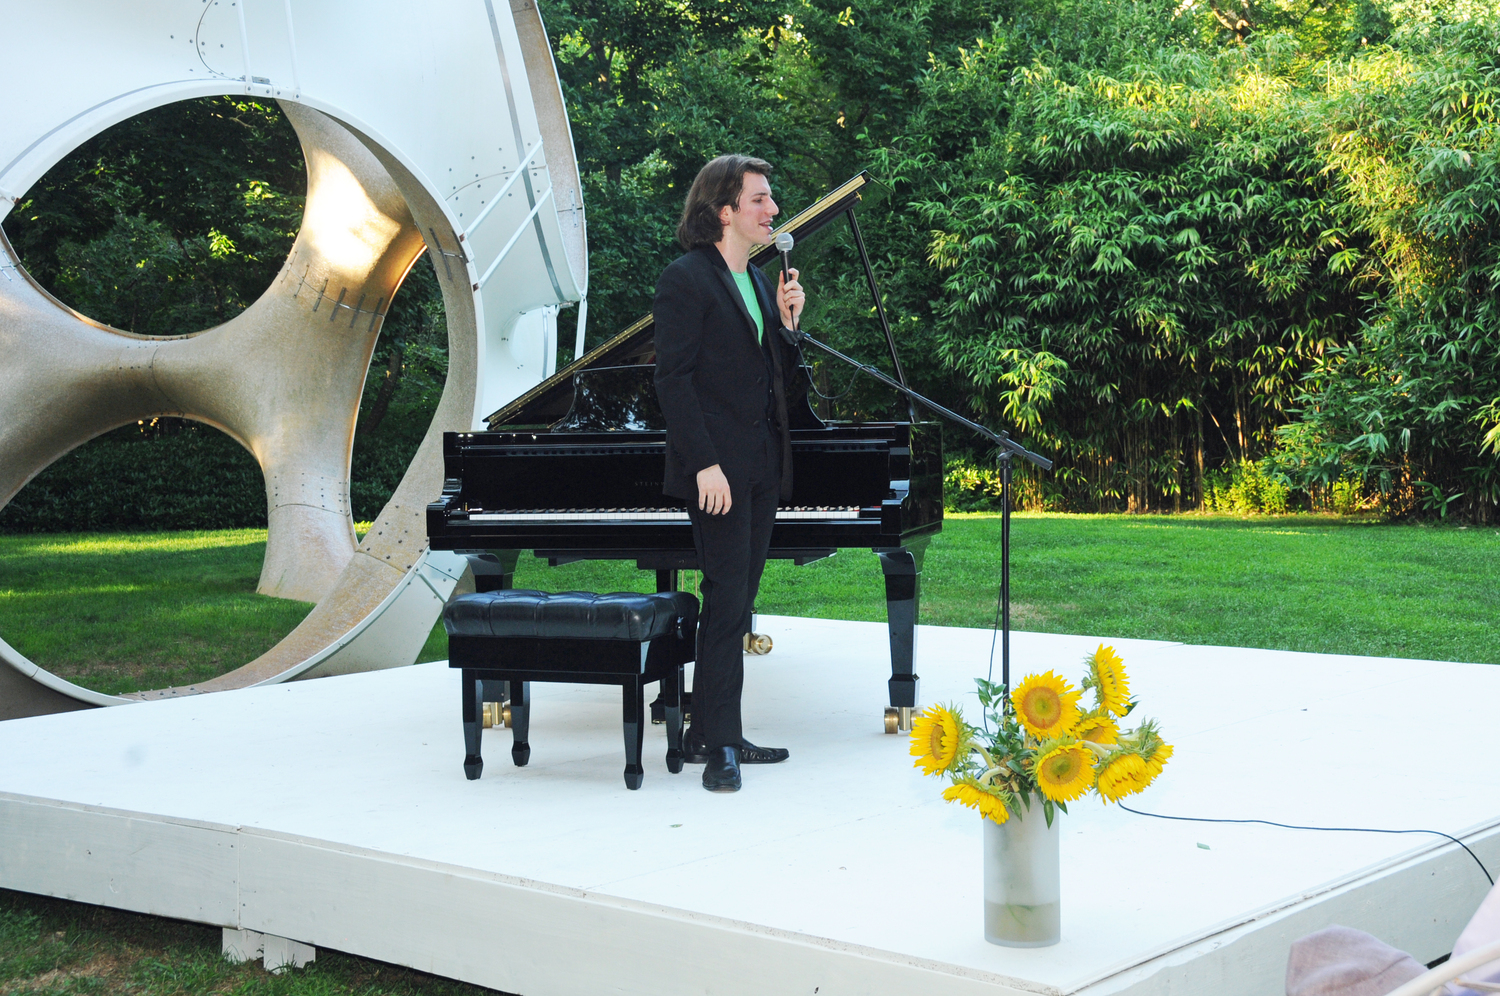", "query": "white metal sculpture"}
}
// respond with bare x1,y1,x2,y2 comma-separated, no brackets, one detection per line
0,0,587,718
